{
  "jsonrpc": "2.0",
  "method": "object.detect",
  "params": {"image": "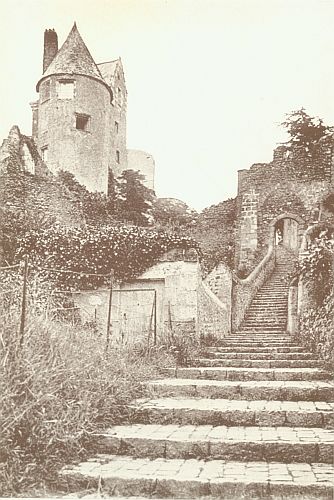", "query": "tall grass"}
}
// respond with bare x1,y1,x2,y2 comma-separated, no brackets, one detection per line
0,311,174,496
